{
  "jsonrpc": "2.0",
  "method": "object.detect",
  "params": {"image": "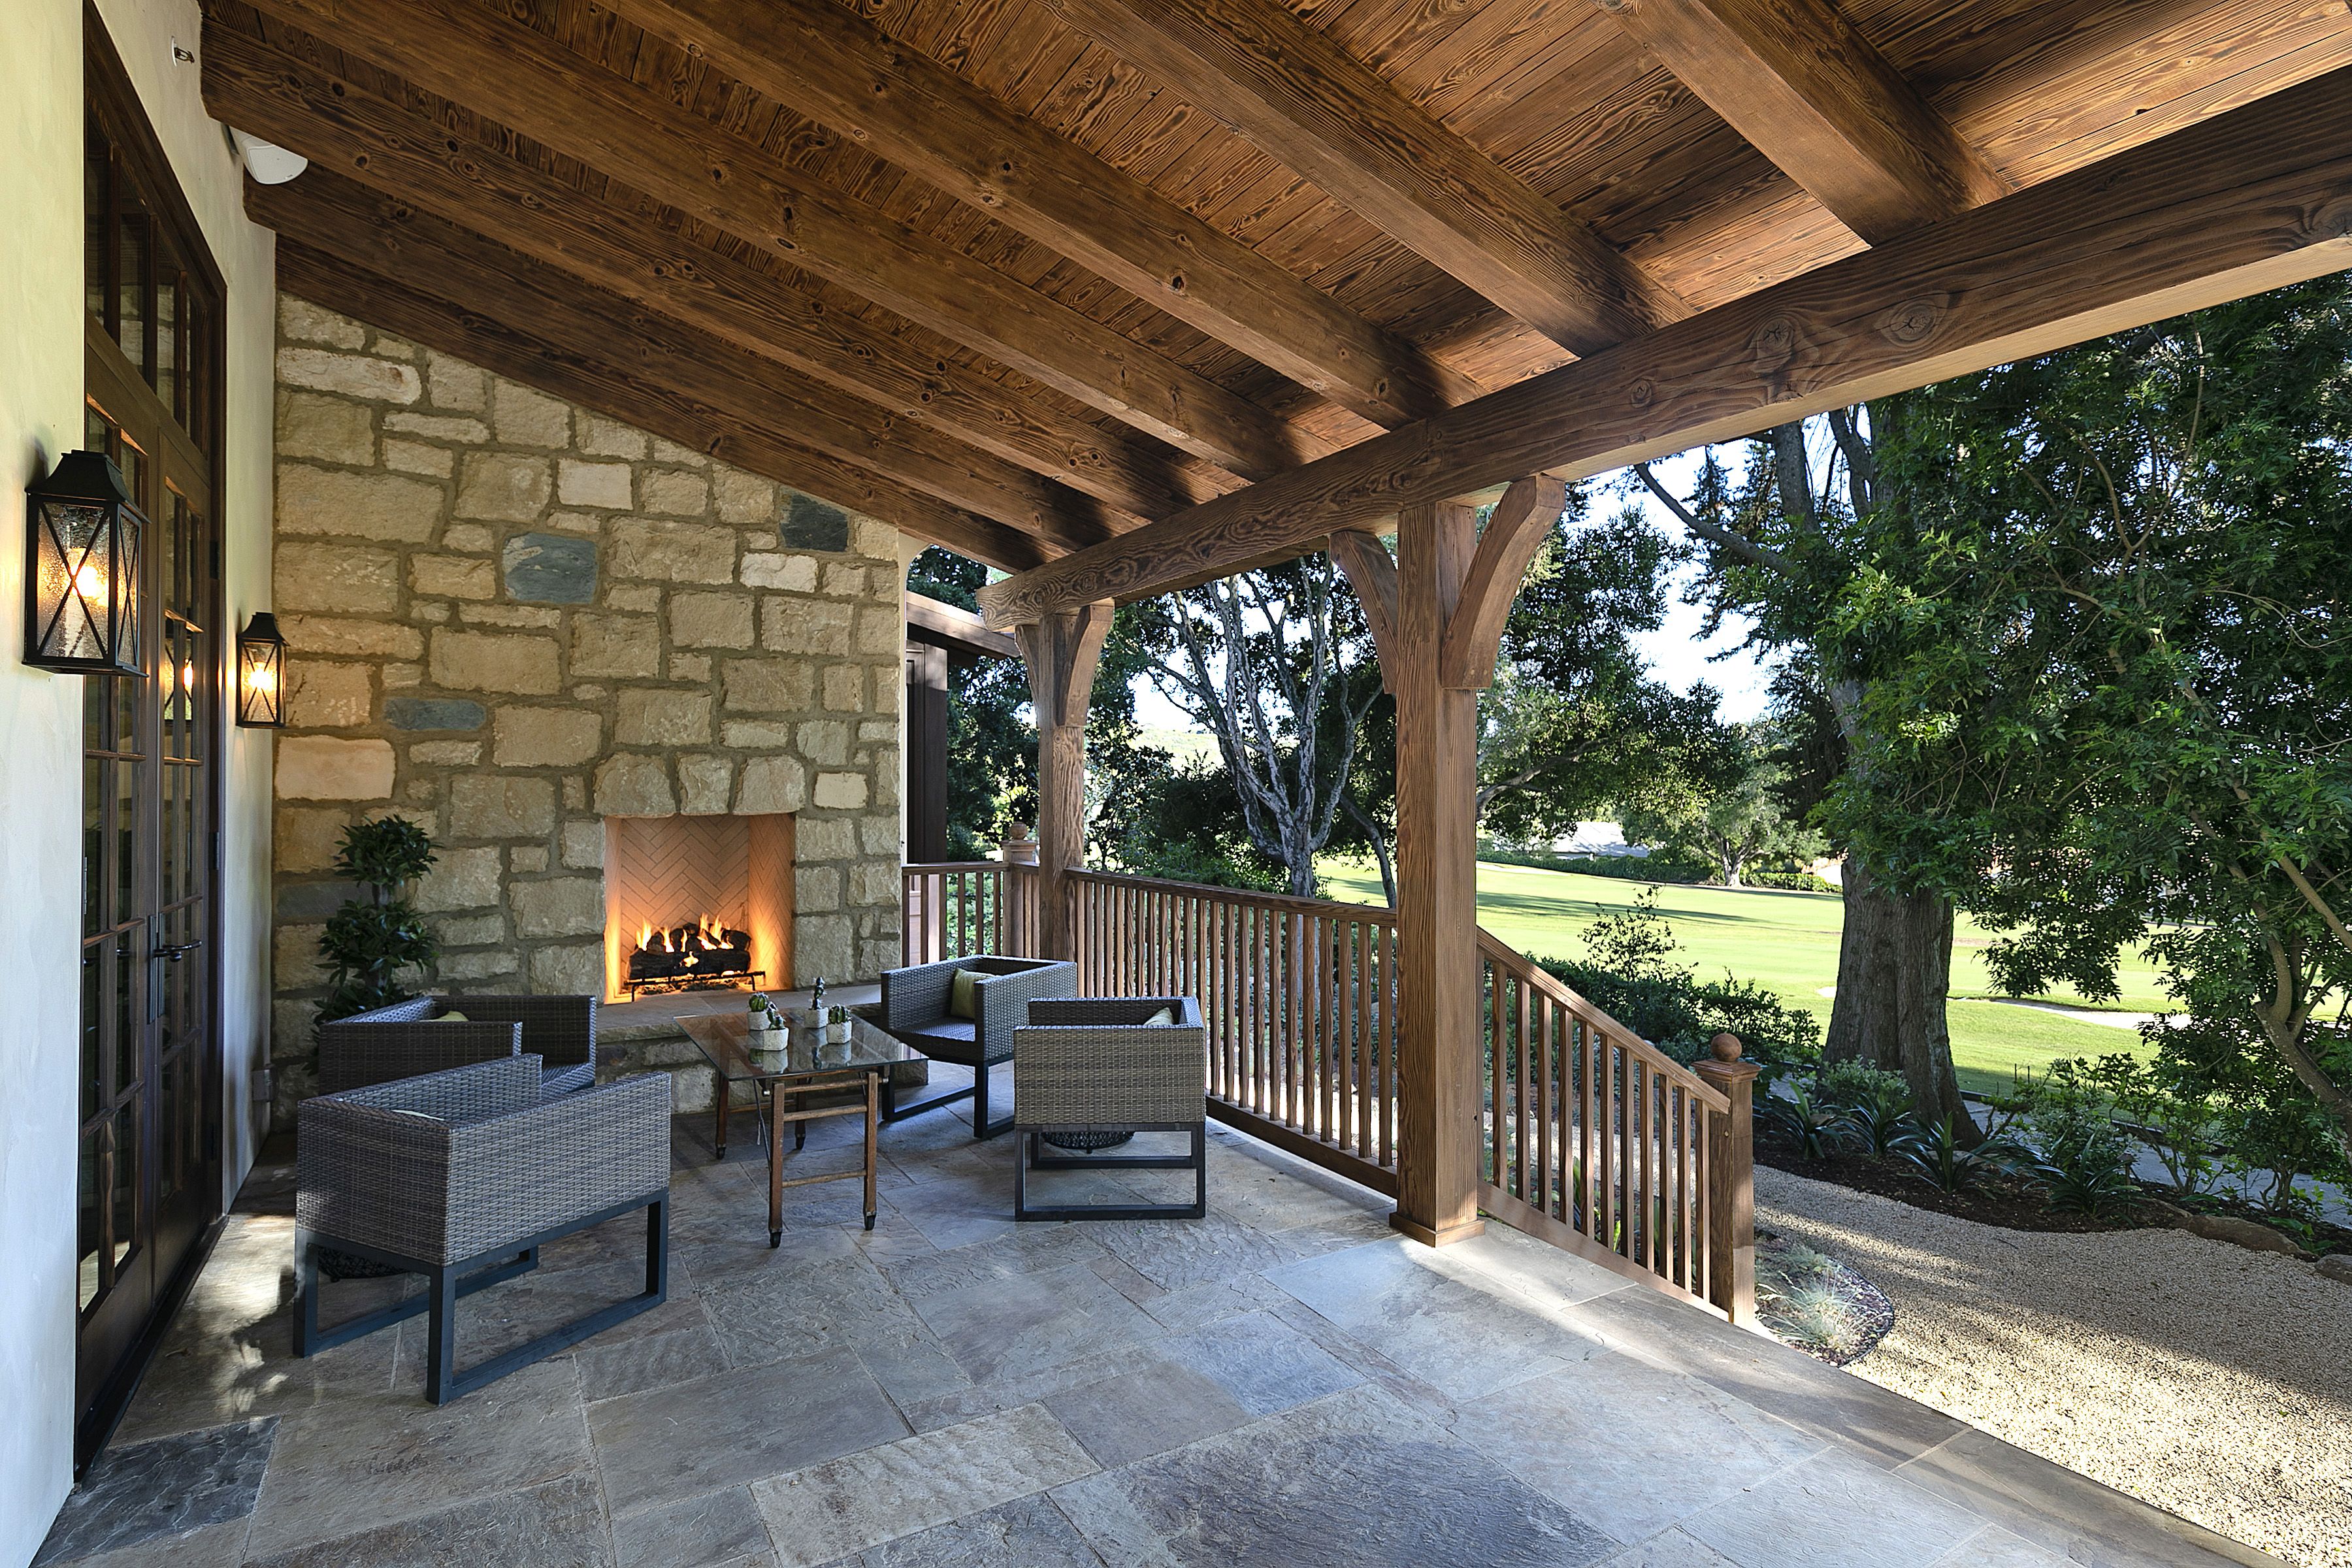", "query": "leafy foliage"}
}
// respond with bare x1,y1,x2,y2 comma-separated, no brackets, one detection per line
318,816,438,1026
1759,1082,1854,1161
1535,887,1823,1079
1822,276,2352,1173
1893,1113,2035,1193
907,548,1169,859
